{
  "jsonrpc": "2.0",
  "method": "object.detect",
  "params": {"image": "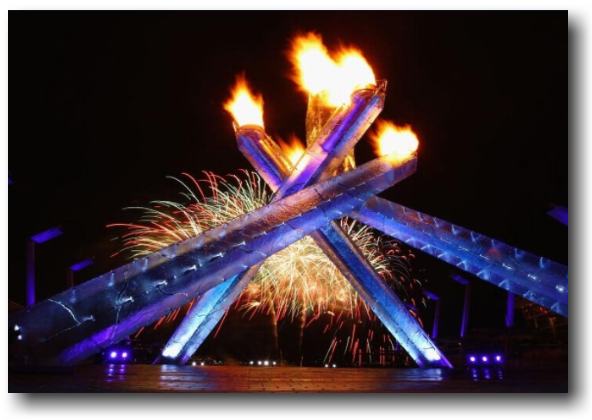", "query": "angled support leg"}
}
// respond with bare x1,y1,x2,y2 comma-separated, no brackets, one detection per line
352,198,568,317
